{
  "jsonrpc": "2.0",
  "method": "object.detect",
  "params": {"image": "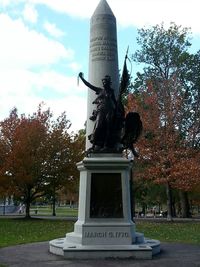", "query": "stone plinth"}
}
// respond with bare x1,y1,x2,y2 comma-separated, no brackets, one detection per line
49,155,160,259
